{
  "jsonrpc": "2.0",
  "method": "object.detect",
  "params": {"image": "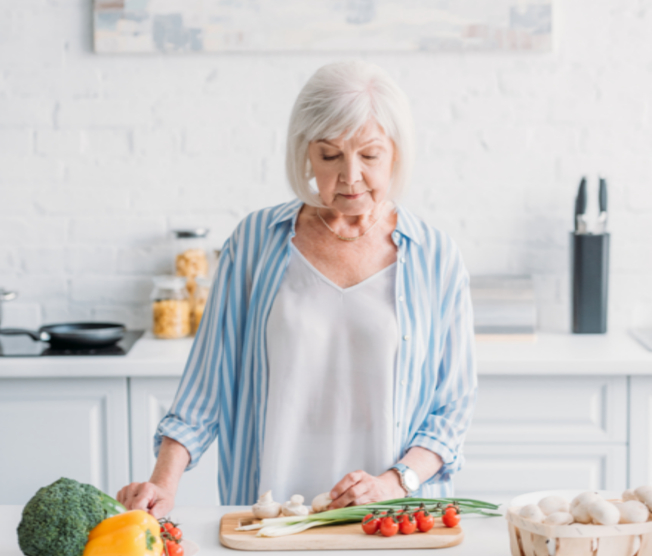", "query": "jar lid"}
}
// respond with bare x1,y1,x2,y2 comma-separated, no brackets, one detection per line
173,228,210,239
152,275,187,289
